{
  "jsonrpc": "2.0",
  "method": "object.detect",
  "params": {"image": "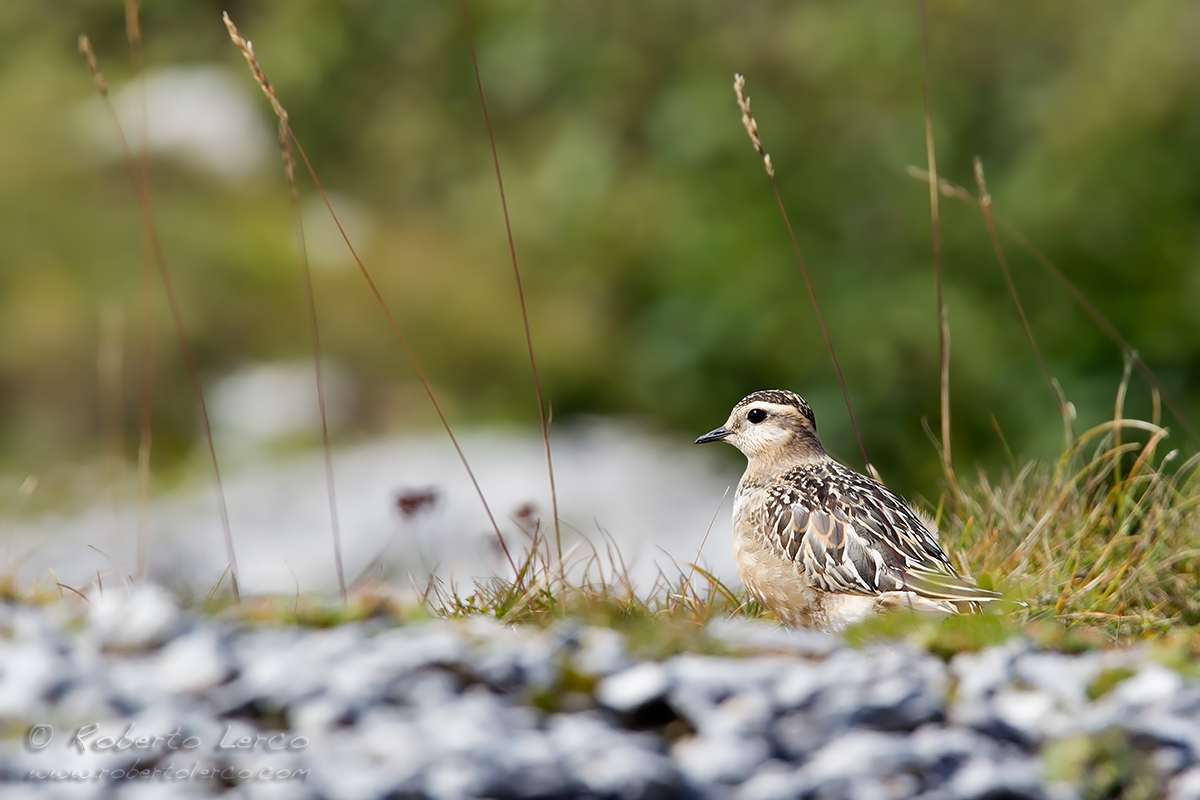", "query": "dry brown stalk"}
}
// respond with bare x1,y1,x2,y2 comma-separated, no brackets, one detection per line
77,37,108,95
459,0,563,568
122,0,156,586
734,74,773,177
731,73,871,470
222,12,519,580
223,12,348,602
907,166,1197,444
916,0,954,486
77,32,241,601
972,157,1073,443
